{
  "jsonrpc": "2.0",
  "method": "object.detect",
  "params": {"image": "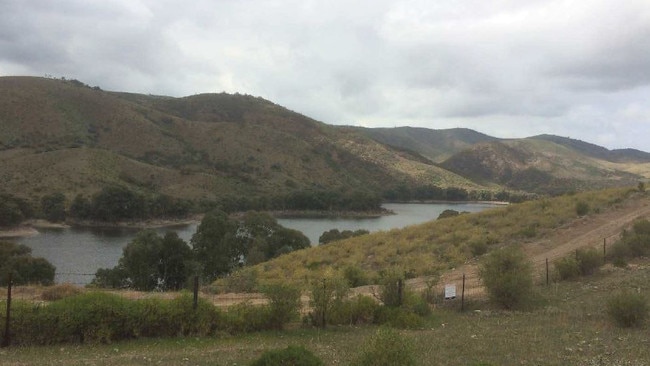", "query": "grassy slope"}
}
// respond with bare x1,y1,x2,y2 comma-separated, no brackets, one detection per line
4,259,650,365
235,187,638,286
